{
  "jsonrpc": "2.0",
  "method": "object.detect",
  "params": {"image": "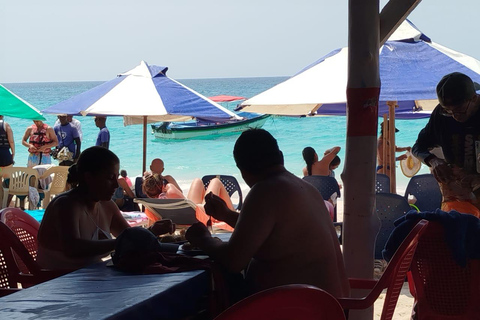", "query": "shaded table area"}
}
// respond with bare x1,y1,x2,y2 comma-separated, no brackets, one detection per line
0,261,210,320
0,232,233,319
